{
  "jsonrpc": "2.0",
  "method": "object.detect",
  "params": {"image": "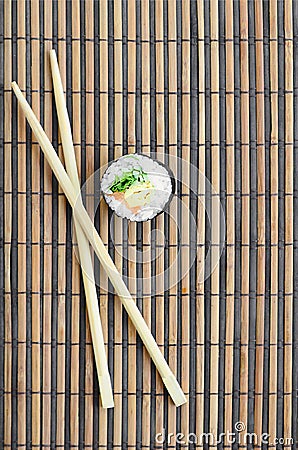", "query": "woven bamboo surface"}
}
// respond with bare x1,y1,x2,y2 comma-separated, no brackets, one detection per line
1,0,298,448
